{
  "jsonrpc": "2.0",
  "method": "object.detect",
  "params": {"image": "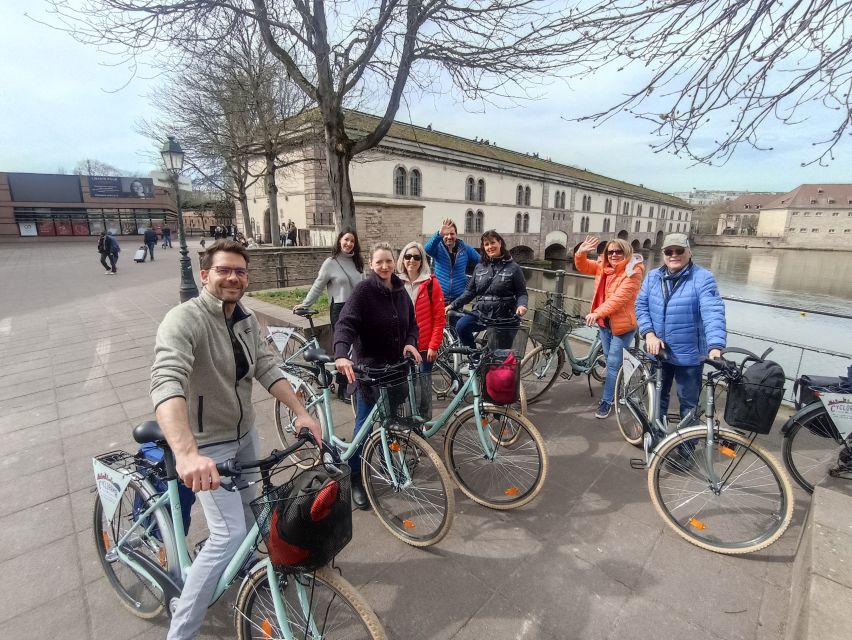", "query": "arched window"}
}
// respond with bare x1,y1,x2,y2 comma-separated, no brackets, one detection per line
523,213,529,233
515,212,523,233
603,218,611,232
394,166,407,196
475,210,484,233
409,169,421,197
554,191,560,208
637,204,643,217
650,206,655,218
560,191,566,209
623,202,629,215
635,220,641,232
647,221,653,232
668,222,673,232
661,207,666,219
676,223,680,232
670,210,674,219
466,177,476,201
465,209,475,233
604,199,611,214
477,179,486,202
516,185,524,205
678,211,683,220
524,186,531,206
580,216,590,233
